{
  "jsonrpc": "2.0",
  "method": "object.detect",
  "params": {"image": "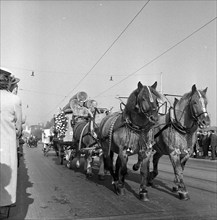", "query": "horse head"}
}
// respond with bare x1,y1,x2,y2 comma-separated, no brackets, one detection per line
189,84,210,128
126,81,161,126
